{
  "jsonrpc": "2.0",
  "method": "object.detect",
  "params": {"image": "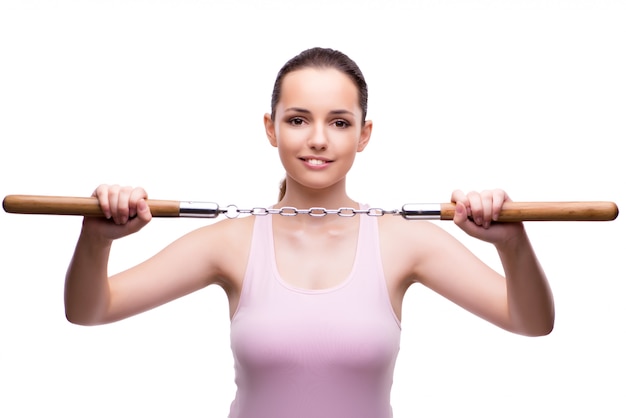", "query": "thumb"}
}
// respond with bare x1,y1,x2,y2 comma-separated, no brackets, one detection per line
136,198,152,222
453,201,480,236
453,201,468,225
123,199,152,236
